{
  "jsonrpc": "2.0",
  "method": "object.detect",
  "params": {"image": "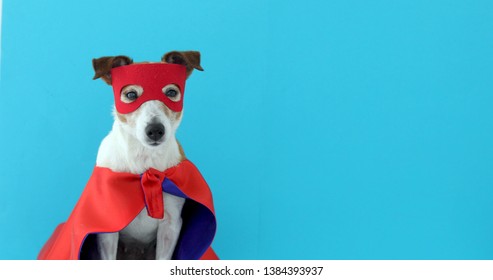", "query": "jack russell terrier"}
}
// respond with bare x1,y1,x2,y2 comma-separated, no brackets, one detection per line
38,51,218,260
